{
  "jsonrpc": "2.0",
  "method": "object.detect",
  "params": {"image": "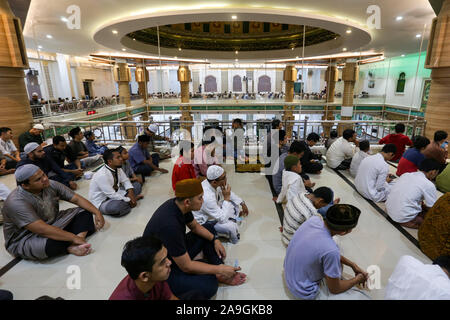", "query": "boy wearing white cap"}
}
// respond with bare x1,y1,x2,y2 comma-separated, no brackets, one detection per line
18,124,46,152
192,165,249,244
